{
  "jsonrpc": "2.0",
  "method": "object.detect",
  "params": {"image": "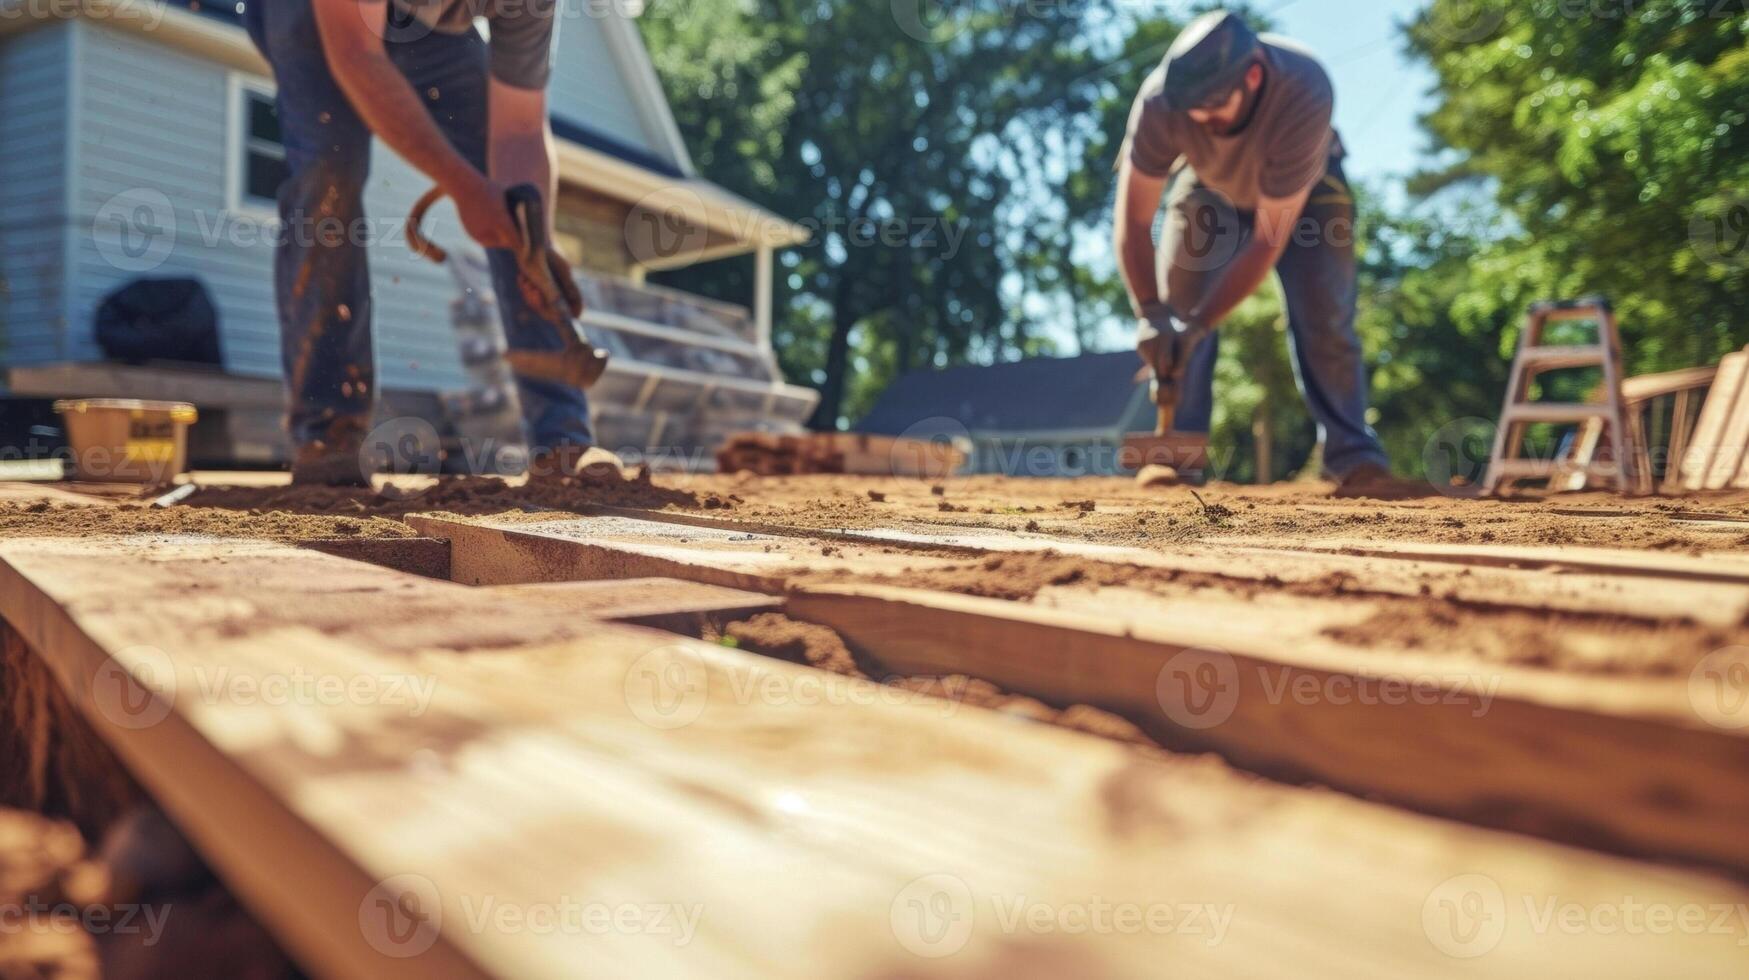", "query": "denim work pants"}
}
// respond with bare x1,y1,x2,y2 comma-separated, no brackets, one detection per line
243,0,593,451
